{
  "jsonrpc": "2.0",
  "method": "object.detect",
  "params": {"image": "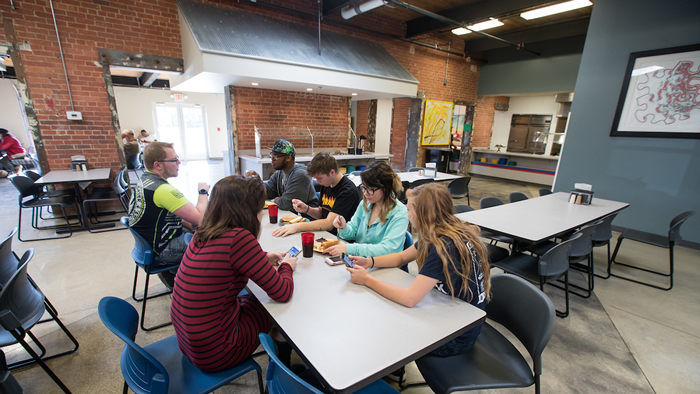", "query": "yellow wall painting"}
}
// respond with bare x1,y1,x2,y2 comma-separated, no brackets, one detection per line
421,100,454,146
